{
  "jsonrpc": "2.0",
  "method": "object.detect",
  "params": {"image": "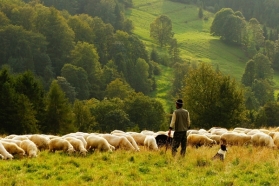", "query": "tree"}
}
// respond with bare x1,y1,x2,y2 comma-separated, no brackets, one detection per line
253,53,273,80
14,71,46,131
171,62,191,97
91,98,131,132
70,41,101,83
56,76,76,103
210,8,246,45
181,63,247,129
67,15,94,44
124,93,166,131
198,7,203,19
251,79,274,106
133,58,151,94
168,38,181,64
61,64,90,100
0,25,48,72
0,11,10,26
73,100,95,132
242,53,273,87
241,59,255,87
33,6,75,76
262,102,279,127
0,68,39,134
10,6,35,31
150,15,174,47
43,80,76,134
150,48,160,63
105,78,134,99
247,18,265,50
